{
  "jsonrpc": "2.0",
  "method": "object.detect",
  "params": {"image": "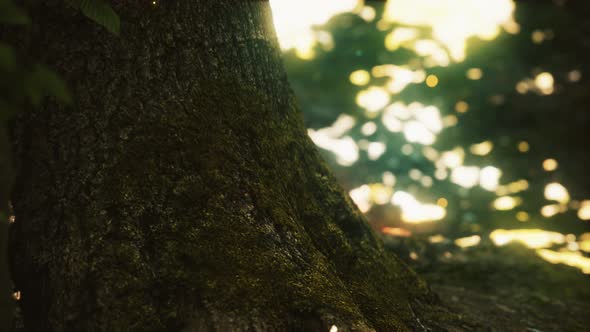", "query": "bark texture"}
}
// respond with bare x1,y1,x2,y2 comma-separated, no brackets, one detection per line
10,1,459,331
